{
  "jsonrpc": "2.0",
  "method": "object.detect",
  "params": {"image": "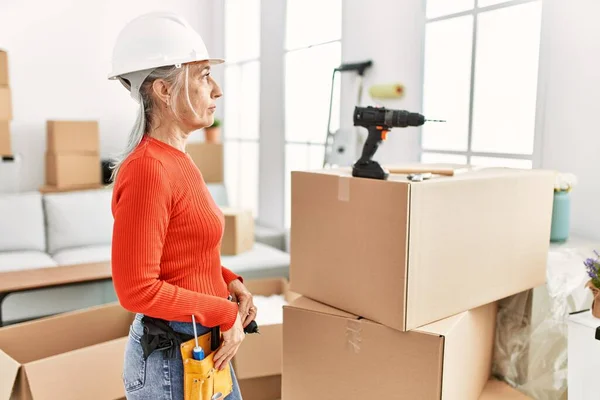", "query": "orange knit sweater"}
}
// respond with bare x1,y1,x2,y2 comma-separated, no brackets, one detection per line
111,135,241,331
